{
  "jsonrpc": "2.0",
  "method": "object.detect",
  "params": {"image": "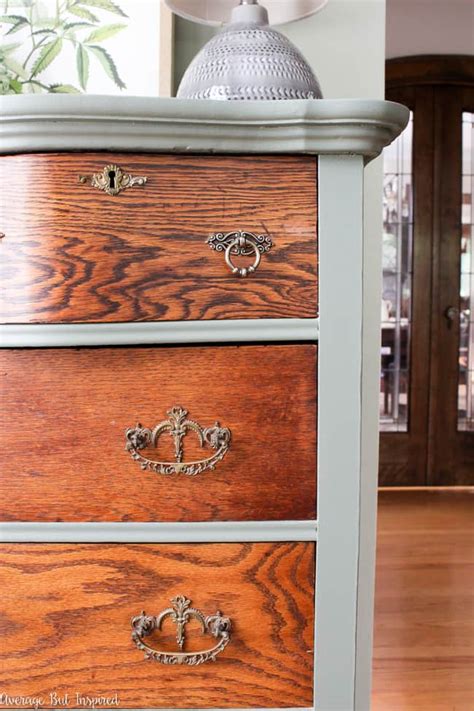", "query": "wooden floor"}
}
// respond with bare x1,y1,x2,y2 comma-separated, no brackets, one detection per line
372,489,474,711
